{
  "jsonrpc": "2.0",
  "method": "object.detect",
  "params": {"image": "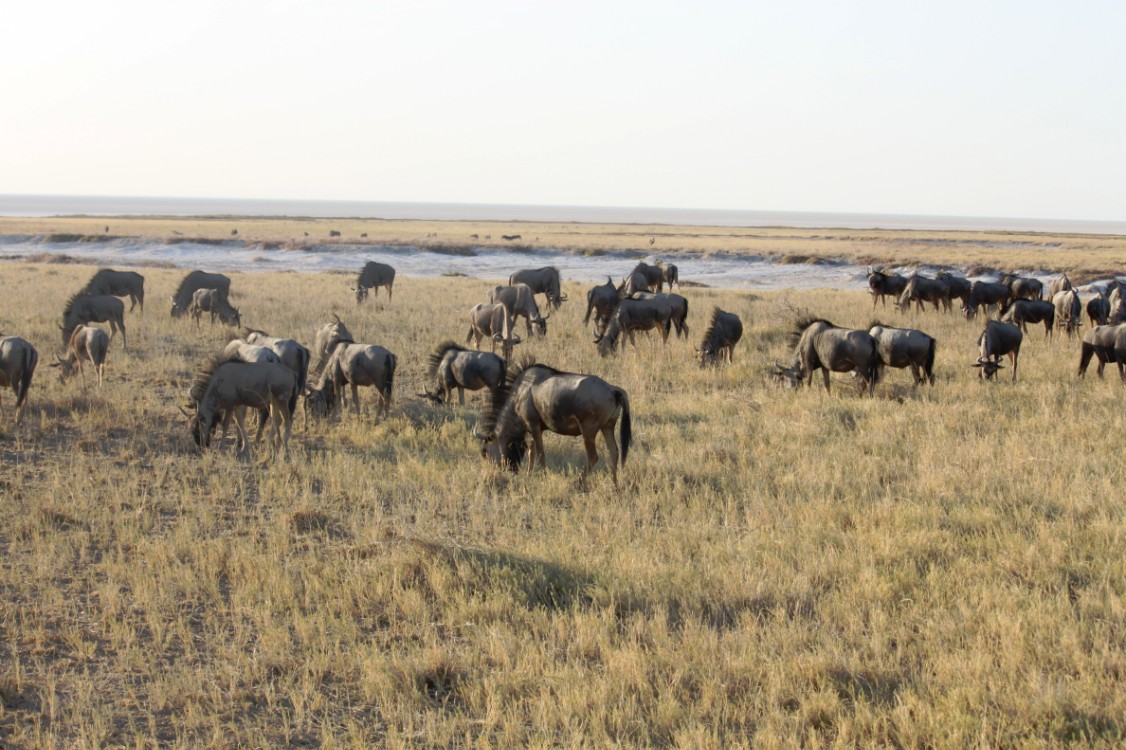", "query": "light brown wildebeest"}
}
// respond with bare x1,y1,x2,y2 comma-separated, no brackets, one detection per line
242,328,311,396
187,359,298,455
310,314,353,379
488,283,548,336
1052,289,1082,338
475,357,631,484
1047,272,1072,300
353,261,396,304
51,324,110,387
322,339,397,420
467,302,523,360
190,288,241,329
171,270,231,318
771,317,880,395
1076,323,1126,382
509,267,566,310
80,269,145,314
61,293,127,351
0,334,38,424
